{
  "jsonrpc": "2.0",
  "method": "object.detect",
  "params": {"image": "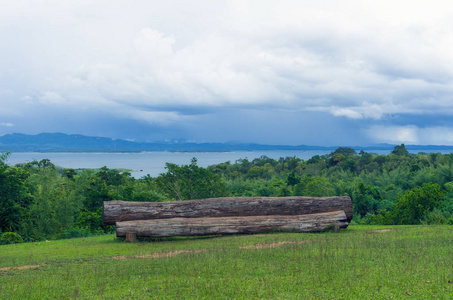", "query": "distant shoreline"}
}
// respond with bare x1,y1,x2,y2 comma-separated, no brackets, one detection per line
4,148,453,154
2,150,234,154
2,132,453,154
